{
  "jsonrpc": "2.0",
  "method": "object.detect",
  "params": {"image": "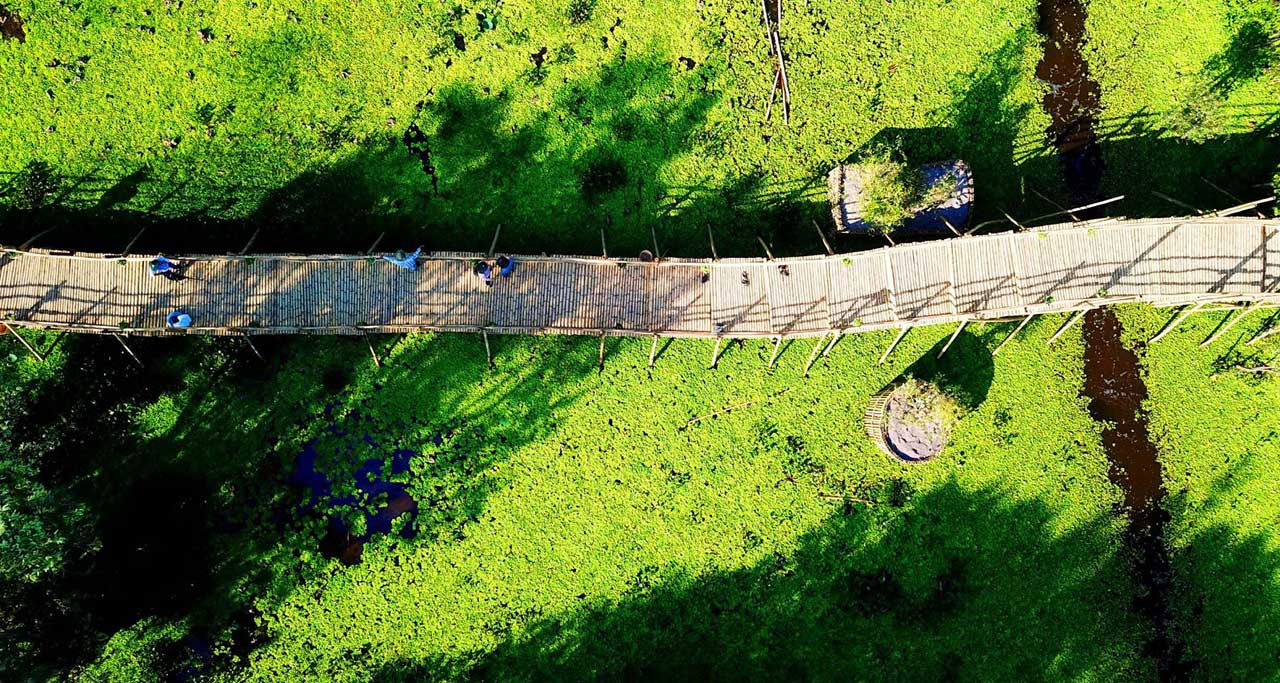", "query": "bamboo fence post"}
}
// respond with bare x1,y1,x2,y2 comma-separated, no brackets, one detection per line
2,323,44,362
600,227,608,258
937,320,968,358
707,226,719,260
650,225,661,260
649,334,659,368
1201,302,1262,347
598,333,606,371
756,235,775,260
1047,309,1087,345
993,314,1034,355
878,327,909,365
483,331,493,367
1150,302,1206,342
112,333,144,368
710,336,723,369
